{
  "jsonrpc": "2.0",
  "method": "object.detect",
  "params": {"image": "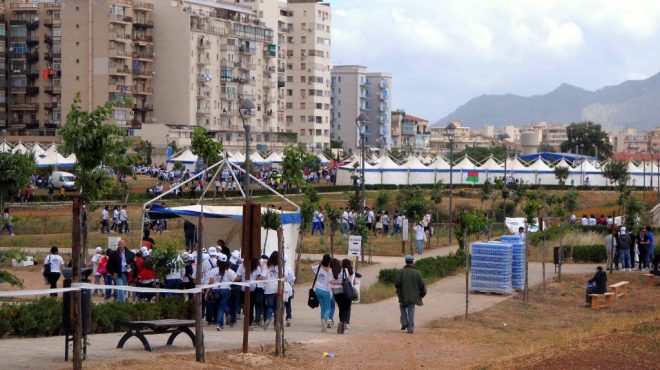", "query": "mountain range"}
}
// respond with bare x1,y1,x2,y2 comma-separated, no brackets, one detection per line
435,72,660,130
